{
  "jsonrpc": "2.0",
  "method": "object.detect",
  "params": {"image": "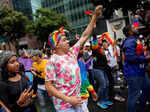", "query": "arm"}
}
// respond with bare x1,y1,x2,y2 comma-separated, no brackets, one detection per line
112,27,117,40
45,81,82,107
0,101,11,112
45,81,70,102
78,5,102,46
125,54,150,64
86,80,97,102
